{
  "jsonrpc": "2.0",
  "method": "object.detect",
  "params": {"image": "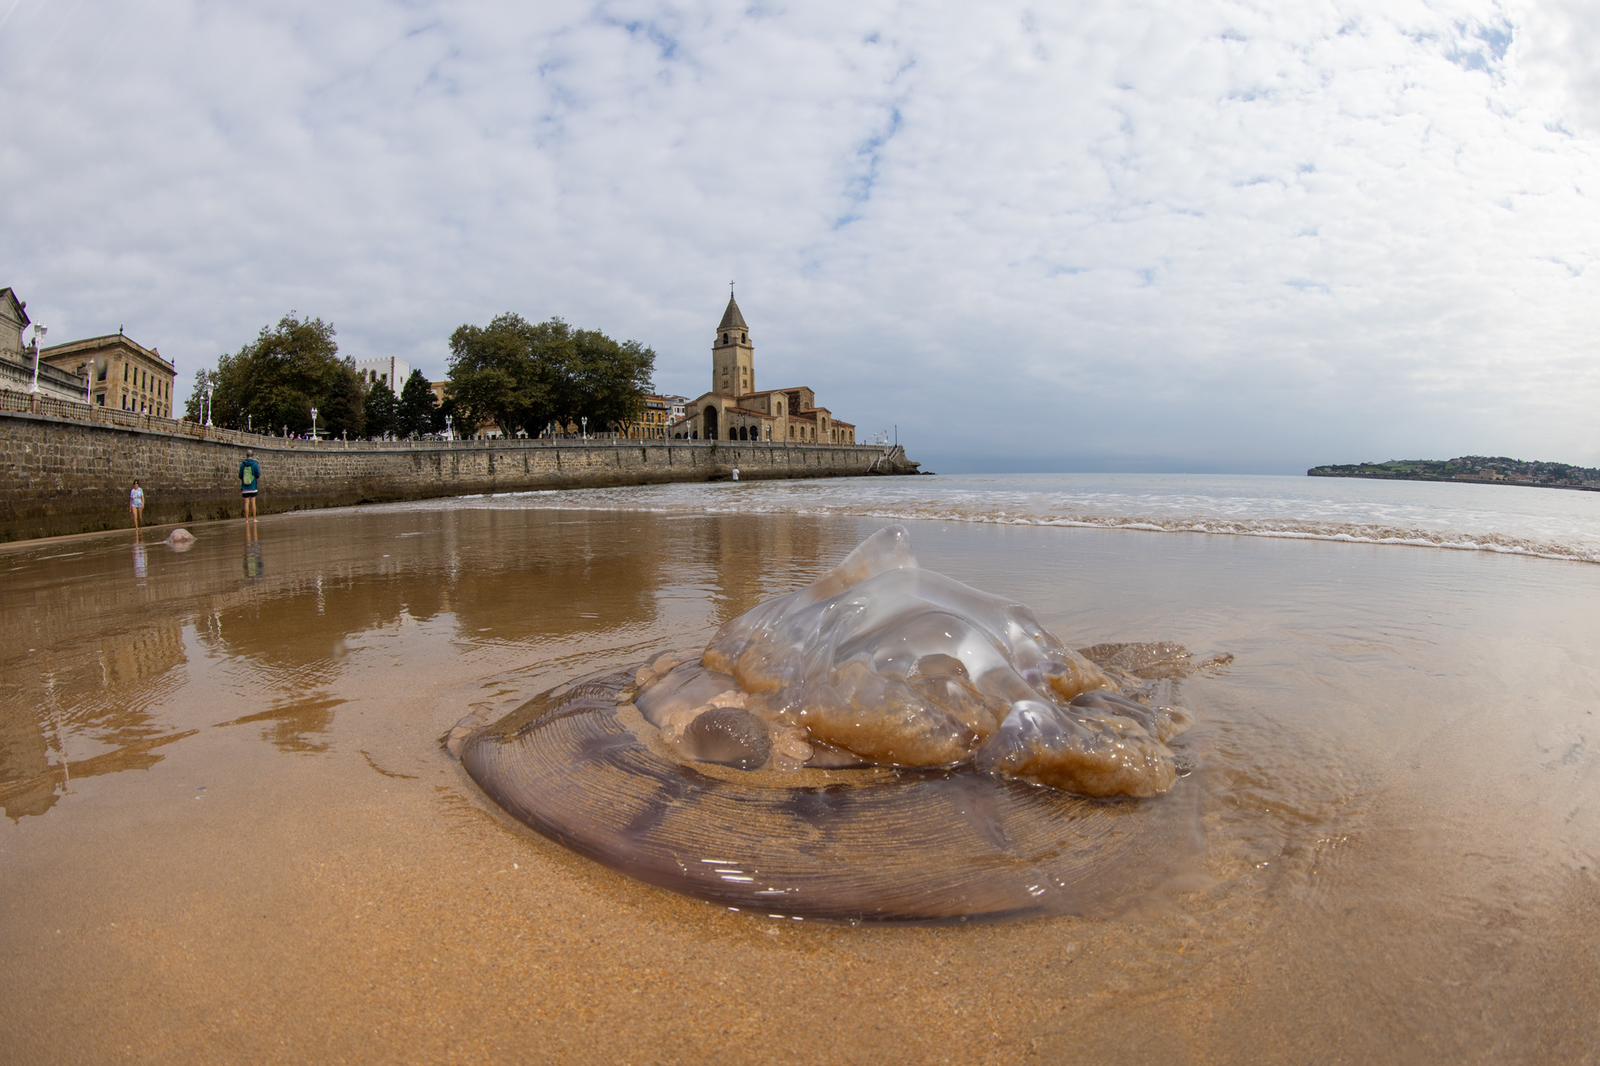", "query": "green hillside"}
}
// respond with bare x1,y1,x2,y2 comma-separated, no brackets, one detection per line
1308,456,1600,489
